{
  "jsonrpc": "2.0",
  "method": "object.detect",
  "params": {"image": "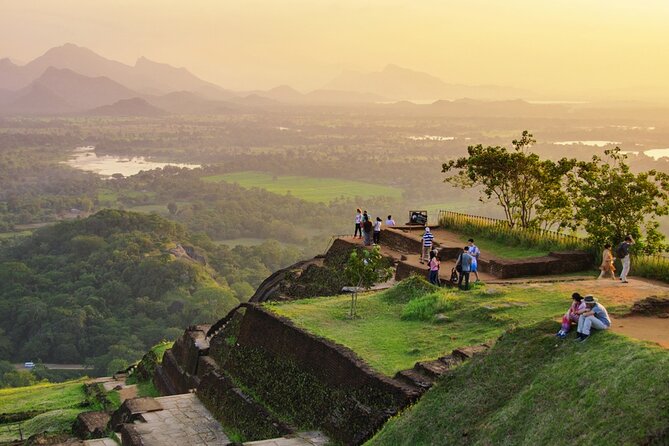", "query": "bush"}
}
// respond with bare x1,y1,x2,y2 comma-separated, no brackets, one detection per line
401,292,460,321
382,275,438,304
